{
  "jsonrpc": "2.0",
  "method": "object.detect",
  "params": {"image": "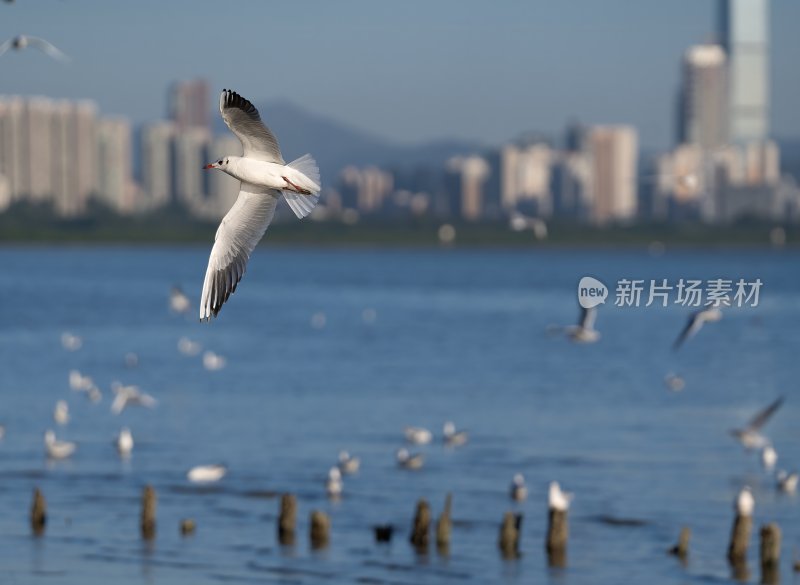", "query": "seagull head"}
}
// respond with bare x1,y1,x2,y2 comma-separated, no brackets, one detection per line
204,158,229,171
